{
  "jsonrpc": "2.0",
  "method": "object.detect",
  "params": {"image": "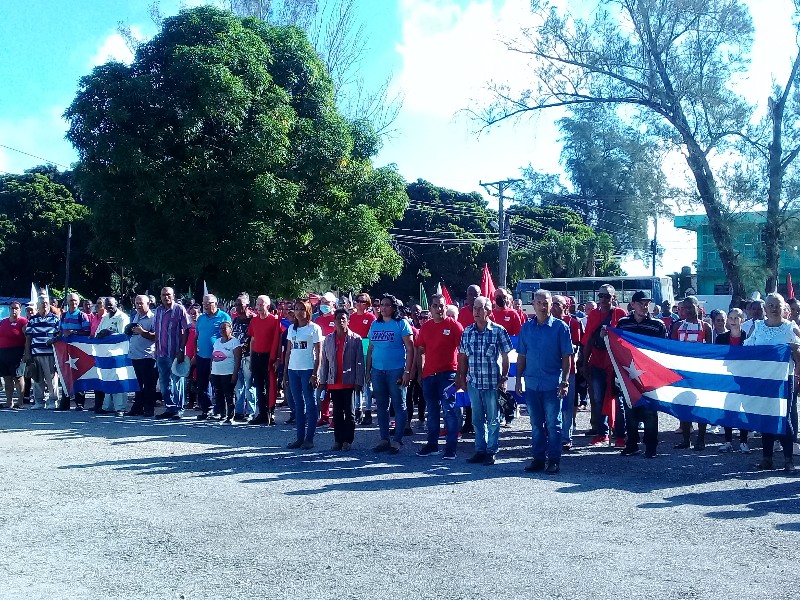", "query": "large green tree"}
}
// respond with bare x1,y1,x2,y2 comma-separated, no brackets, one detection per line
0,170,110,298
66,7,405,298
